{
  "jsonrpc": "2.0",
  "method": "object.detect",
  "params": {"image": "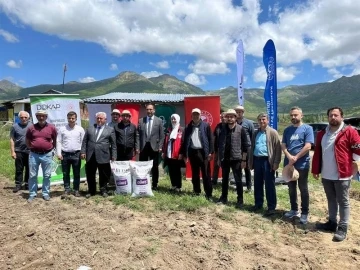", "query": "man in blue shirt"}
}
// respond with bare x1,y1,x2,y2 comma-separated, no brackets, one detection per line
282,106,314,224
